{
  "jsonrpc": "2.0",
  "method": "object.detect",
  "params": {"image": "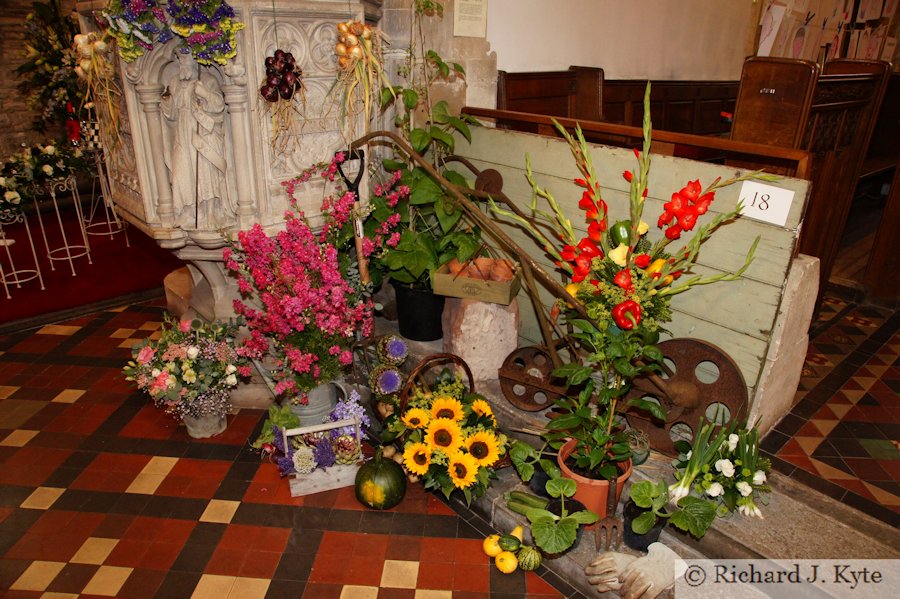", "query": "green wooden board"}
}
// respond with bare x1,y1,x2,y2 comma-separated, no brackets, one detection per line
451,126,812,403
